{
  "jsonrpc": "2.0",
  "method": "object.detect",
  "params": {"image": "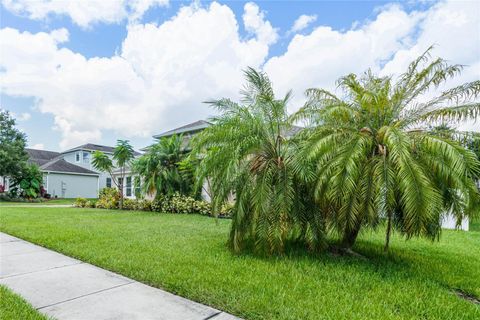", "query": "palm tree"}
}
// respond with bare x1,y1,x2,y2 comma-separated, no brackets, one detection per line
191,67,326,254
133,134,193,198
92,140,135,209
297,47,480,251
